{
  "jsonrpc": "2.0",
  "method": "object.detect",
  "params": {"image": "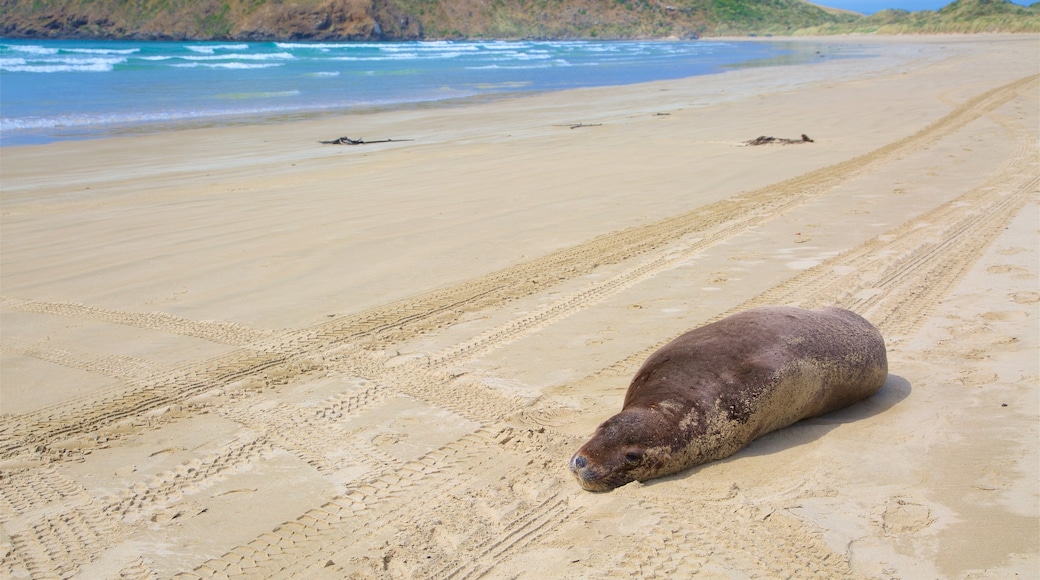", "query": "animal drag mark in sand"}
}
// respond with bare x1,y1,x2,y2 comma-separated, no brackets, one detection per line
570,306,888,491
